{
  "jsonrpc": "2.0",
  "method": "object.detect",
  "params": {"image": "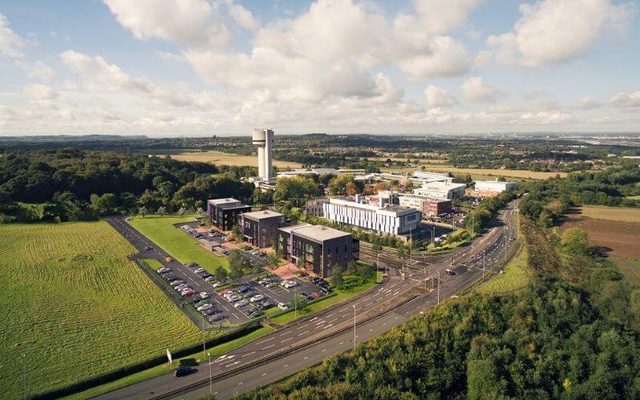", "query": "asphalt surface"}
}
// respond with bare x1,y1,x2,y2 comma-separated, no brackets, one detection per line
96,202,519,400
